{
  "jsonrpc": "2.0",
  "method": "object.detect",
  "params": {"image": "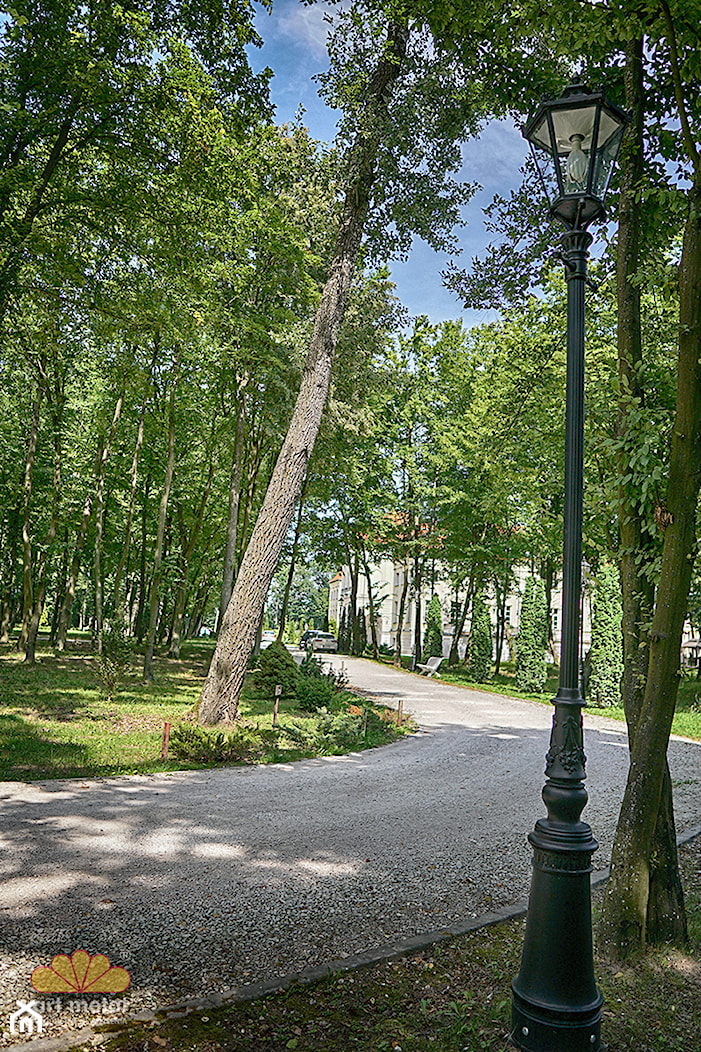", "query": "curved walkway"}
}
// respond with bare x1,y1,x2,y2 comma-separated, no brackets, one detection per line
1,657,700,1038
